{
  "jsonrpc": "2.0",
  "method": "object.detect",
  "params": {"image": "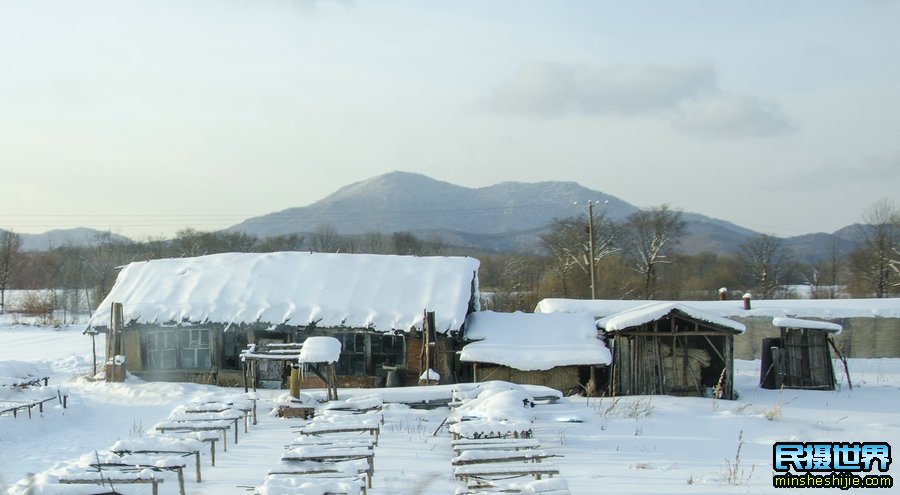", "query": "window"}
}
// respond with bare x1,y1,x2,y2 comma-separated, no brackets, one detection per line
336,333,366,375
222,330,248,370
146,330,177,369
328,332,405,376
372,334,405,373
180,329,211,369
